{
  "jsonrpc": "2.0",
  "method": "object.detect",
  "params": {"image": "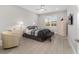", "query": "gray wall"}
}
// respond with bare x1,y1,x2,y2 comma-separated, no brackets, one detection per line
77,6,79,39
0,5,38,32
67,5,77,53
